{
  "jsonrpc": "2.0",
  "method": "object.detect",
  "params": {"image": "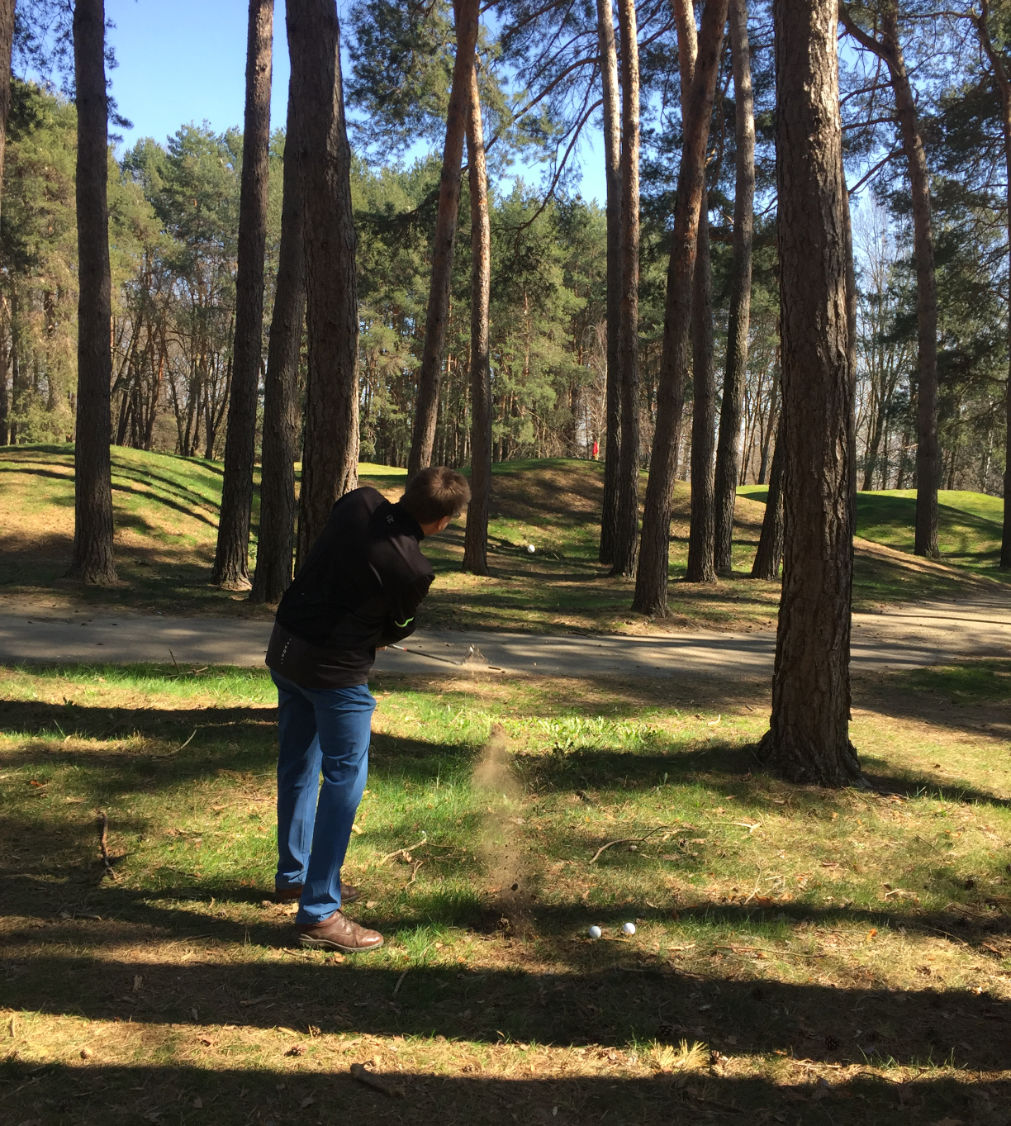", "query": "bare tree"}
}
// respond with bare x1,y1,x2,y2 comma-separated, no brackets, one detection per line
462,59,492,574
714,0,756,574
610,0,642,577
756,0,861,786
596,0,623,565
214,0,273,590
840,2,939,558
250,70,307,604
68,0,116,584
751,418,784,579
969,0,1011,570
0,0,12,206
408,0,480,475
679,0,721,585
633,0,727,615
287,0,361,562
